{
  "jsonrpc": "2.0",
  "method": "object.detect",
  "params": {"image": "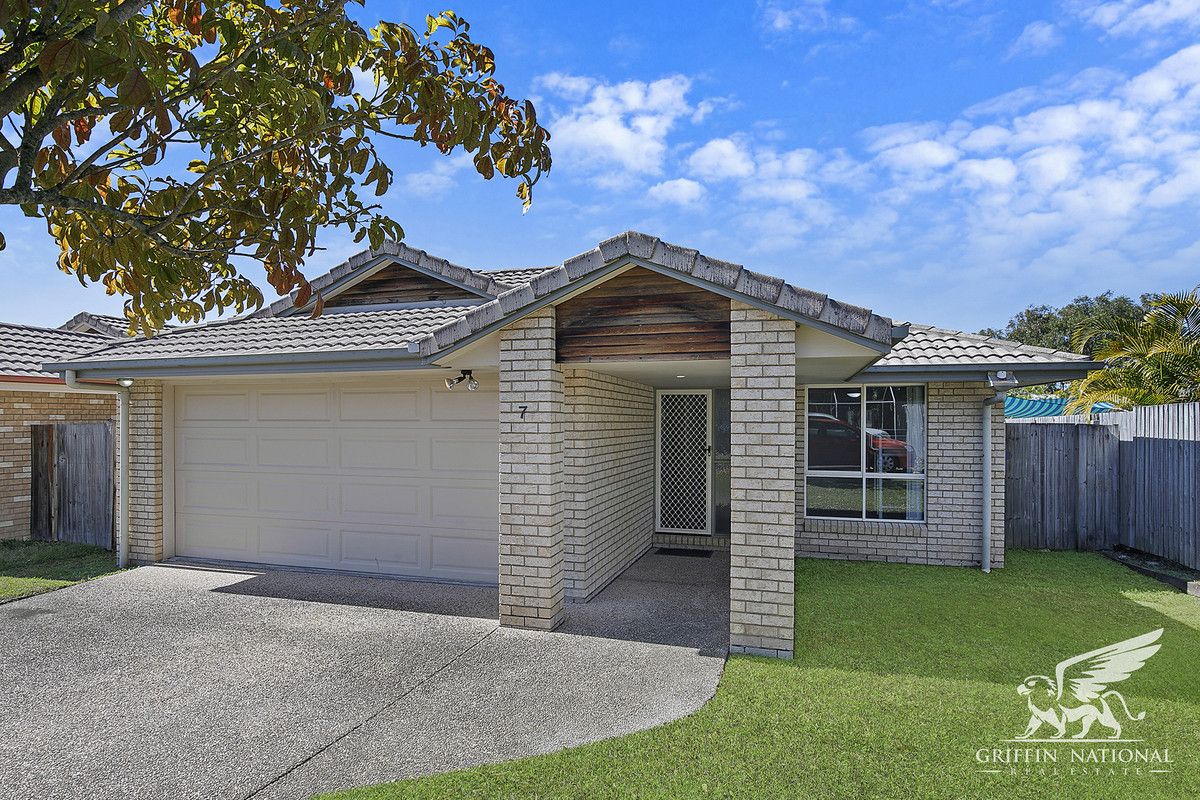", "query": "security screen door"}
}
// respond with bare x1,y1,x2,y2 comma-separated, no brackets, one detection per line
656,390,713,535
